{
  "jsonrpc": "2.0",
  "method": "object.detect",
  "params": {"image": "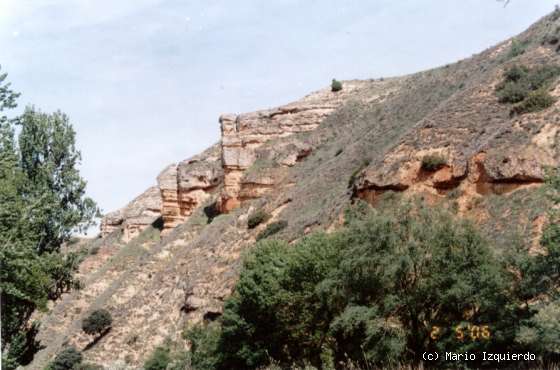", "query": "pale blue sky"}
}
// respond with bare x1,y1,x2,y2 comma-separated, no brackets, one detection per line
0,0,557,217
